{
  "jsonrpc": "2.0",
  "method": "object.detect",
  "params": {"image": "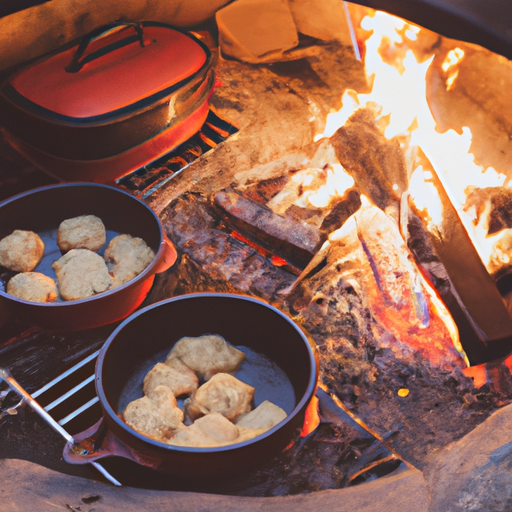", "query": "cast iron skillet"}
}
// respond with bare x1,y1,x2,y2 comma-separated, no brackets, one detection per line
0,182,177,330
64,293,319,478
